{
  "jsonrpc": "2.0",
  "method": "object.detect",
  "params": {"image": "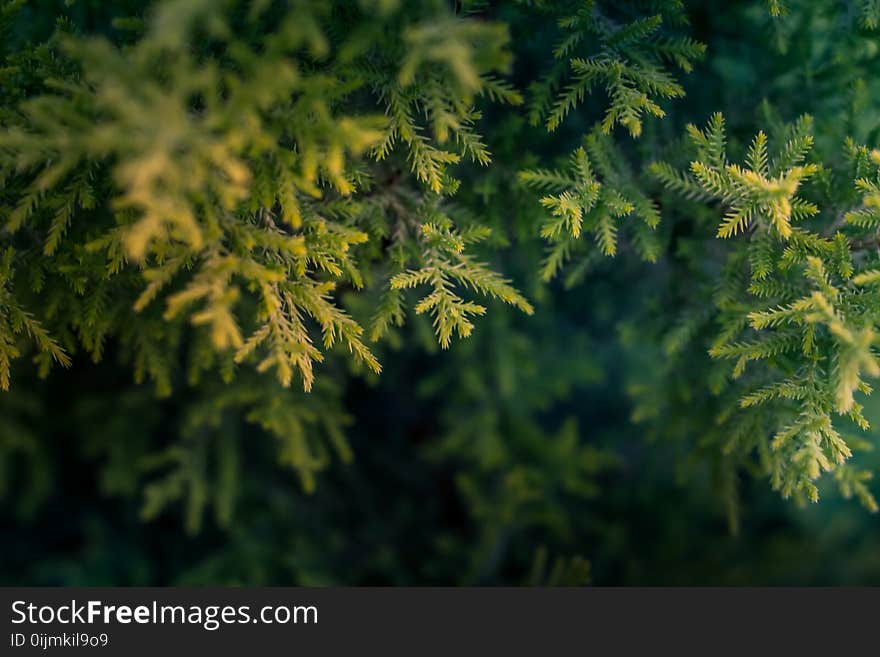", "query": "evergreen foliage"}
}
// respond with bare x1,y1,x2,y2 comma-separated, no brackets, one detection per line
651,114,879,507
4,0,880,586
